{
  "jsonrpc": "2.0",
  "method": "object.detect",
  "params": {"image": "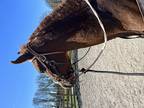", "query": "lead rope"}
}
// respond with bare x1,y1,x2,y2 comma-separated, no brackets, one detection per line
77,0,144,77
78,0,107,76
72,47,91,65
